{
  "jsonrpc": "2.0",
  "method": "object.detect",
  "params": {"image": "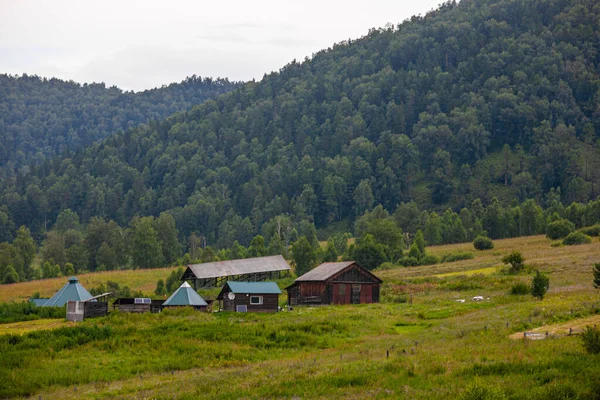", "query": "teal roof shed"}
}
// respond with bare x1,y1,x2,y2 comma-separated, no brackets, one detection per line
42,276,93,307
162,282,208,307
